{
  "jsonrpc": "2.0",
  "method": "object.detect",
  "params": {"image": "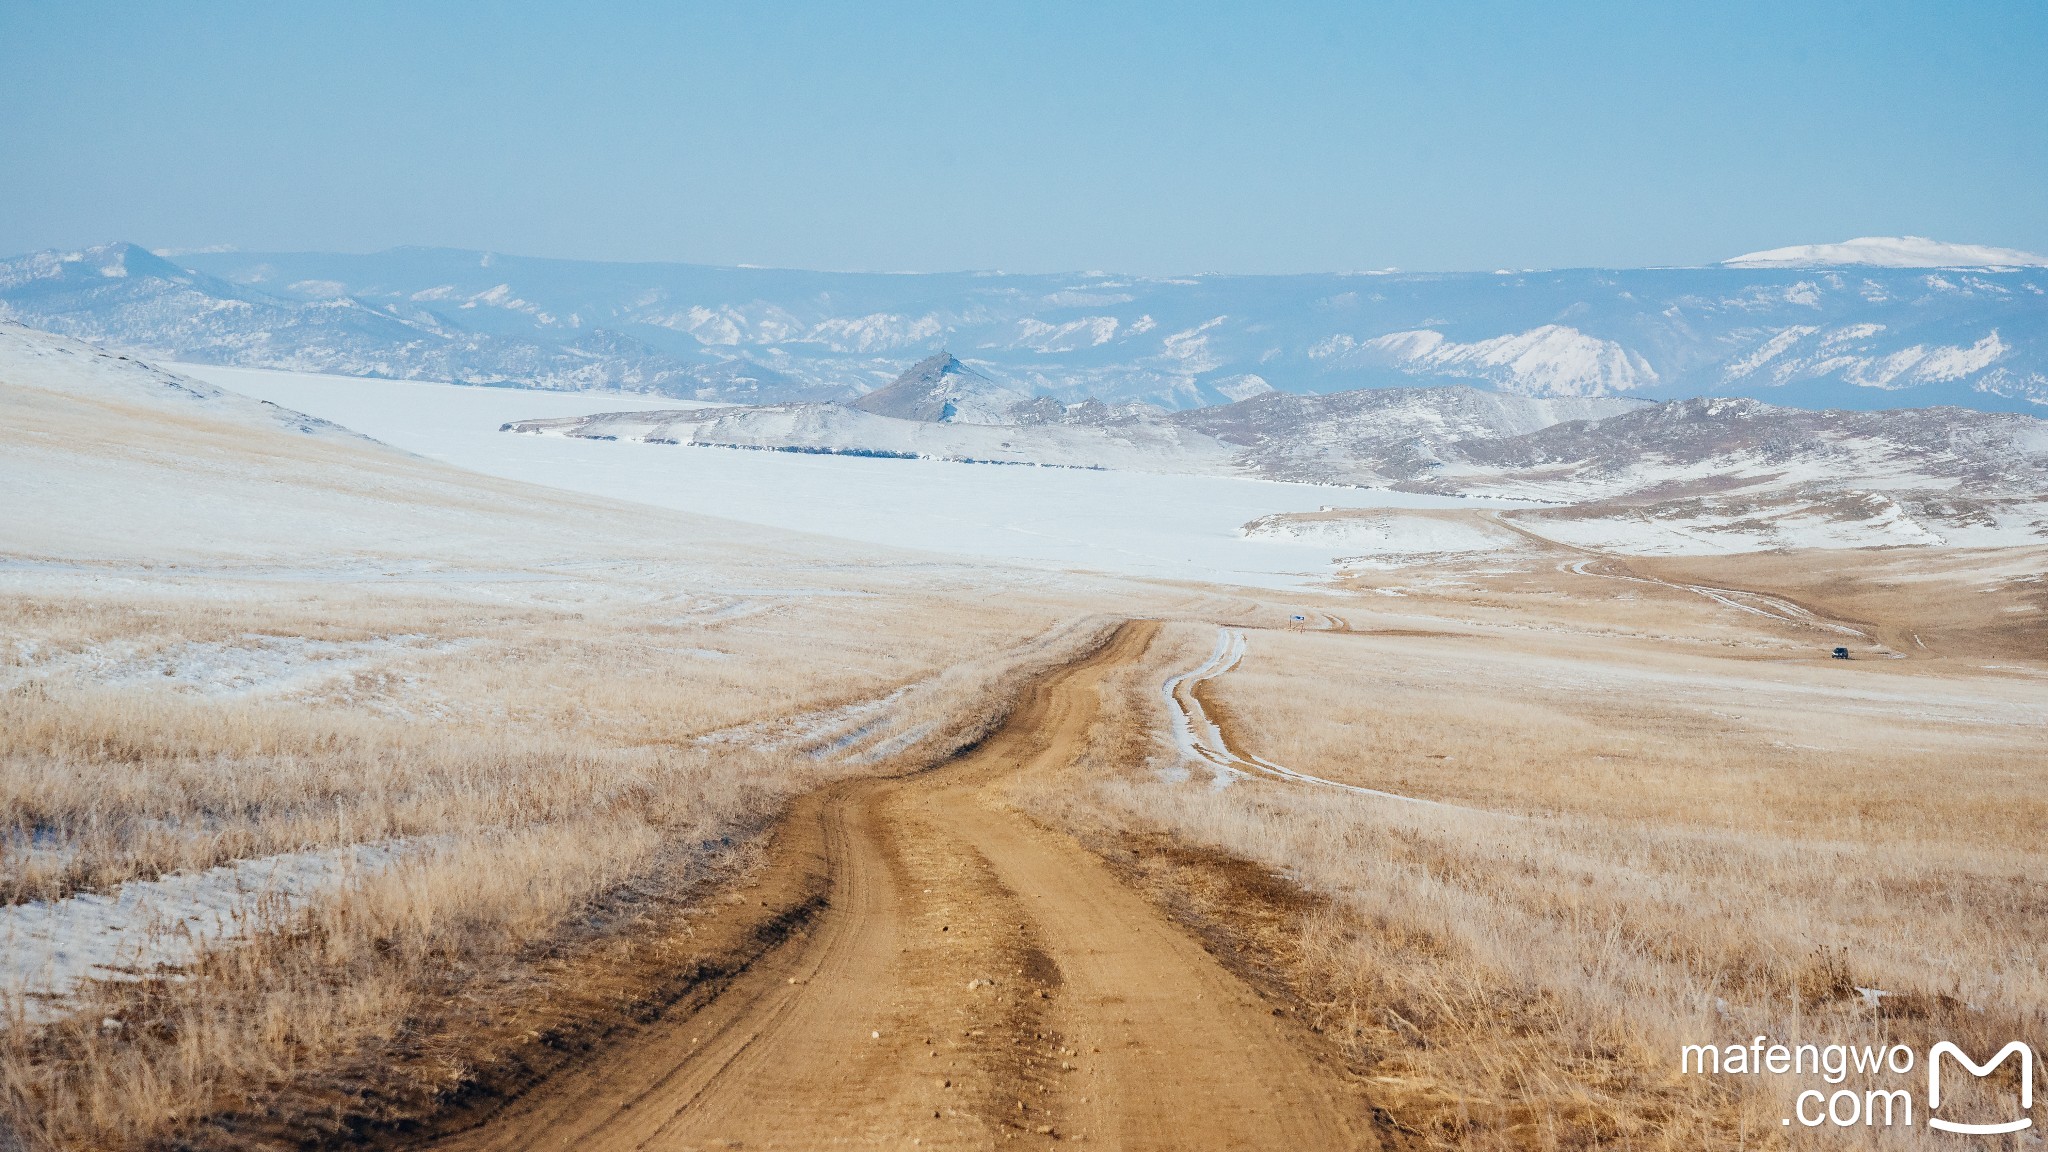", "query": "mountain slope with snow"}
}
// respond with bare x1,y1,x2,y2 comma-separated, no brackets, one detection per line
0,322,859,566
847,352,1031,423
0,319,359,441
1445,394,2048,501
